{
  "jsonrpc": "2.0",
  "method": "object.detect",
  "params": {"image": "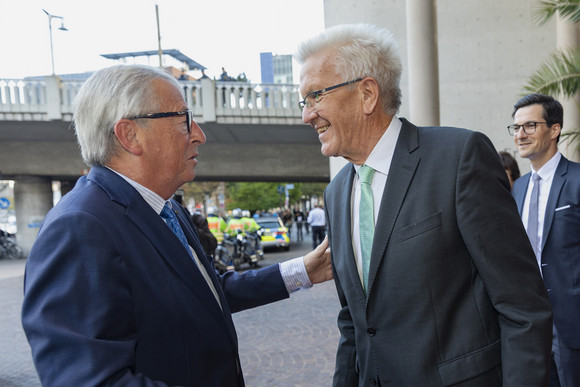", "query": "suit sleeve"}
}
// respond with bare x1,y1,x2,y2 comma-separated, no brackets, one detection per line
22,211,171,387
455,132,553,386
177,206,289,314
